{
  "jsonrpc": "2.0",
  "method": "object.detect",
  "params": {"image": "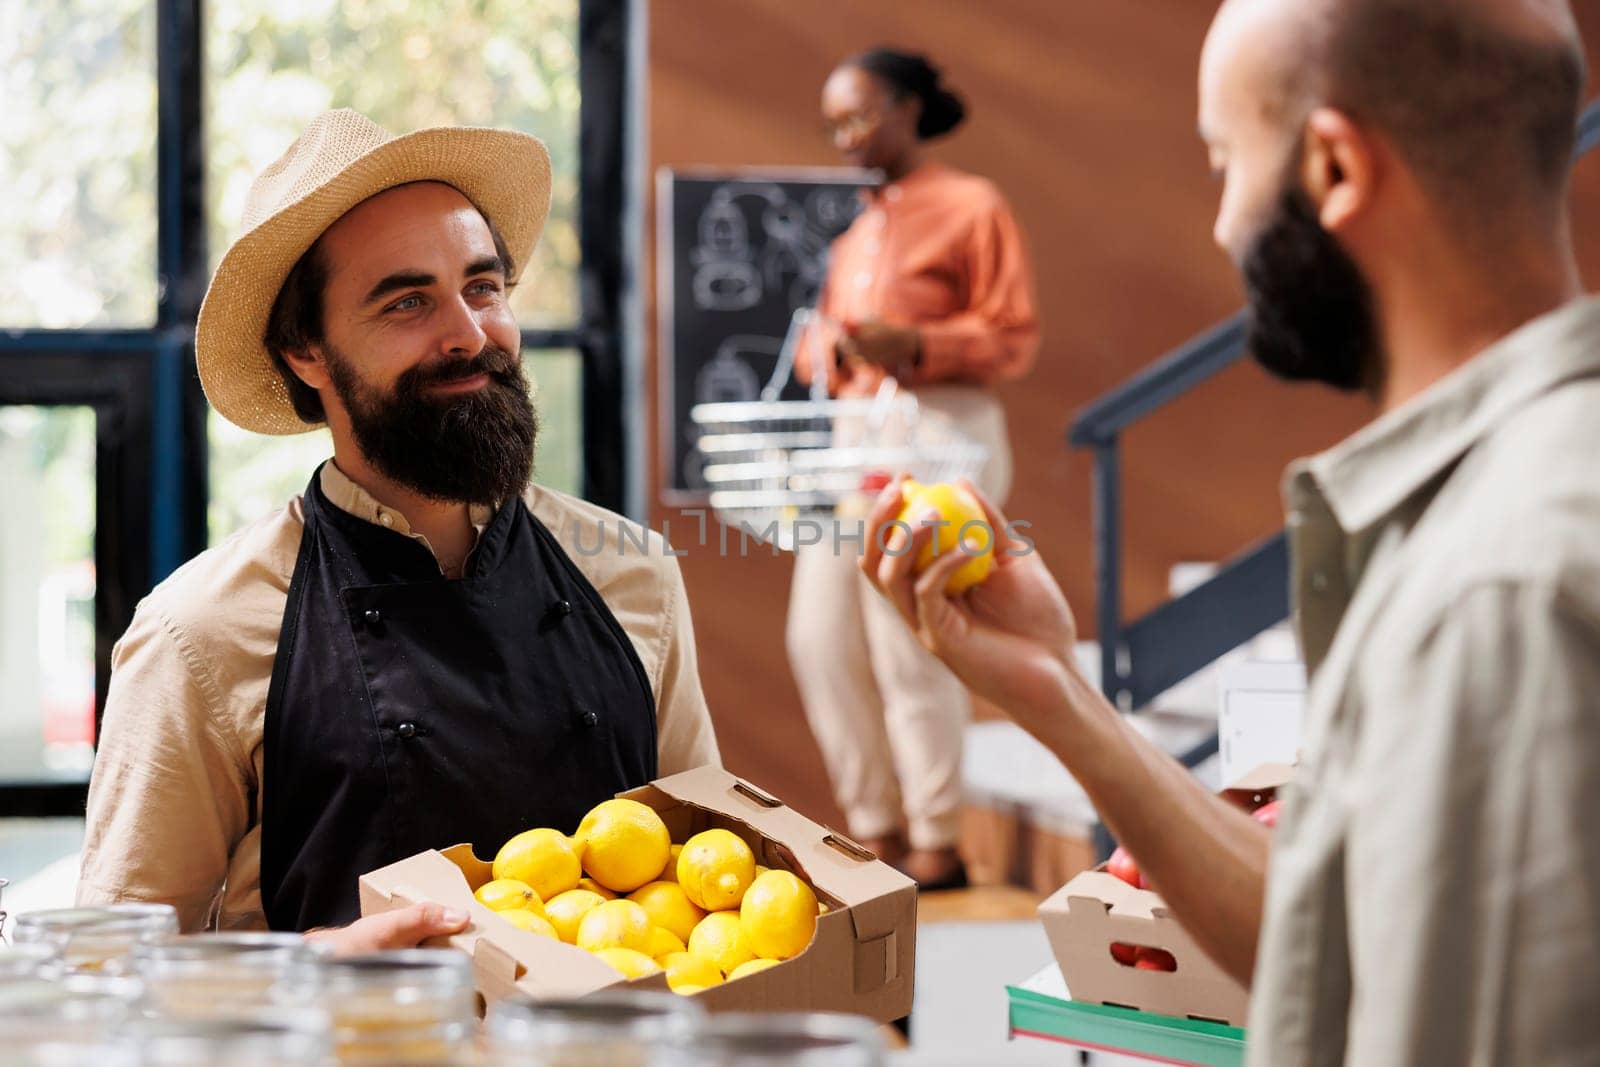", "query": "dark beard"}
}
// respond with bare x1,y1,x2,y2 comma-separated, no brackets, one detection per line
325,341,537,506
1241,185,1381,393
